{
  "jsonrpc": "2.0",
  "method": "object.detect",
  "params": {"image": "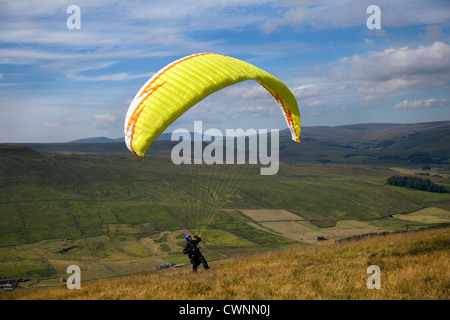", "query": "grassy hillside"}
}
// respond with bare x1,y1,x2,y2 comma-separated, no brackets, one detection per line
3,227,449,300
1,144,449,287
